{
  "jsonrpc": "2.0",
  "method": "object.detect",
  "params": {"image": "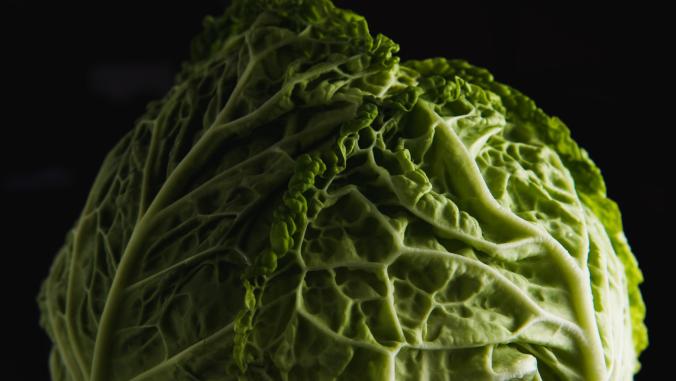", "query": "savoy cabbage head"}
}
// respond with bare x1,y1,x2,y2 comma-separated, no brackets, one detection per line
38,0,647,380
